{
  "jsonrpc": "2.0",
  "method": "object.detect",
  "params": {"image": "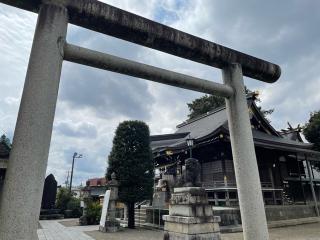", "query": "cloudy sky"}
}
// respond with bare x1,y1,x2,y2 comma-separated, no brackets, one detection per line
0,0,319,186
